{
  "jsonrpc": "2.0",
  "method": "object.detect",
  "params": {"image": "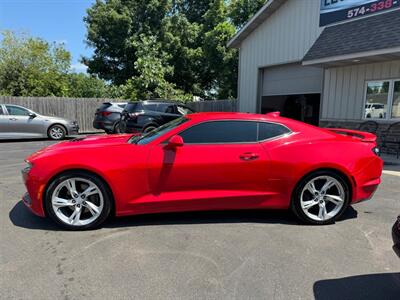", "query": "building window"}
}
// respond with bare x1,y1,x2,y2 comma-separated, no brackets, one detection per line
392,81,400,119
364,80,400,120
